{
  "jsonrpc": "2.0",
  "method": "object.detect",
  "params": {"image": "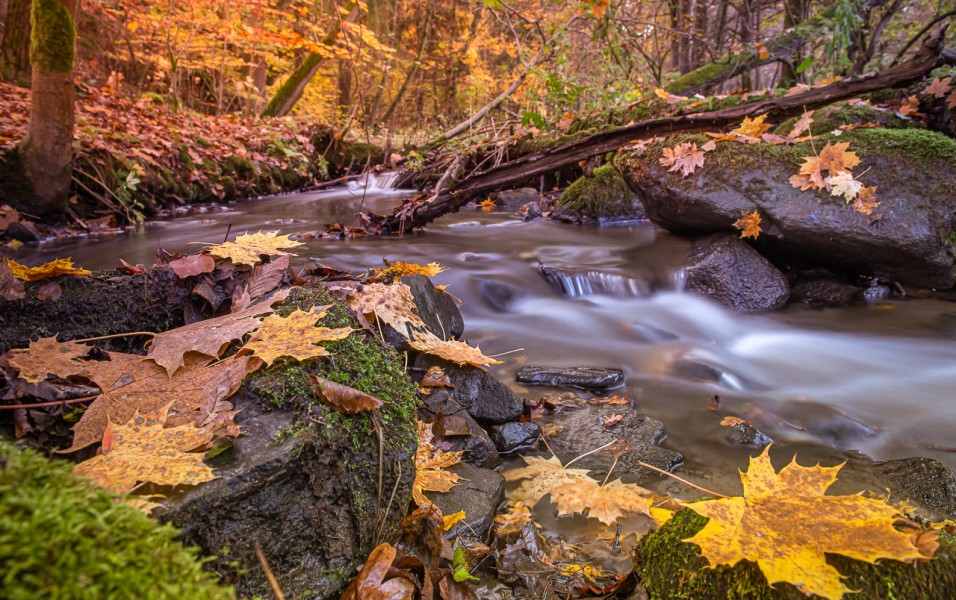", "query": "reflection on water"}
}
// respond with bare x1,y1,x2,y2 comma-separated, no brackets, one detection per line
9,188,956,473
